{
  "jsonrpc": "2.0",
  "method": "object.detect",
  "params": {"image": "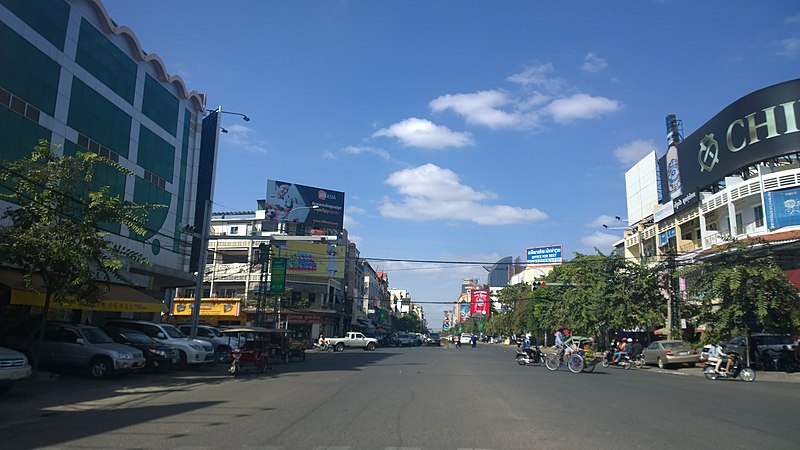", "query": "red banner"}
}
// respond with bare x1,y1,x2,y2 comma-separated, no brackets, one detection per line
470,289,490,317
